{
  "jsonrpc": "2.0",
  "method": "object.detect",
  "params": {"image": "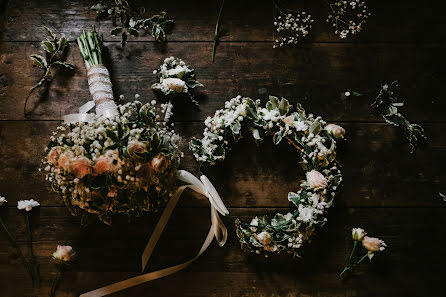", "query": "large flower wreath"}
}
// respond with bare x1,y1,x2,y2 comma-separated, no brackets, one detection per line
190,95,345,257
